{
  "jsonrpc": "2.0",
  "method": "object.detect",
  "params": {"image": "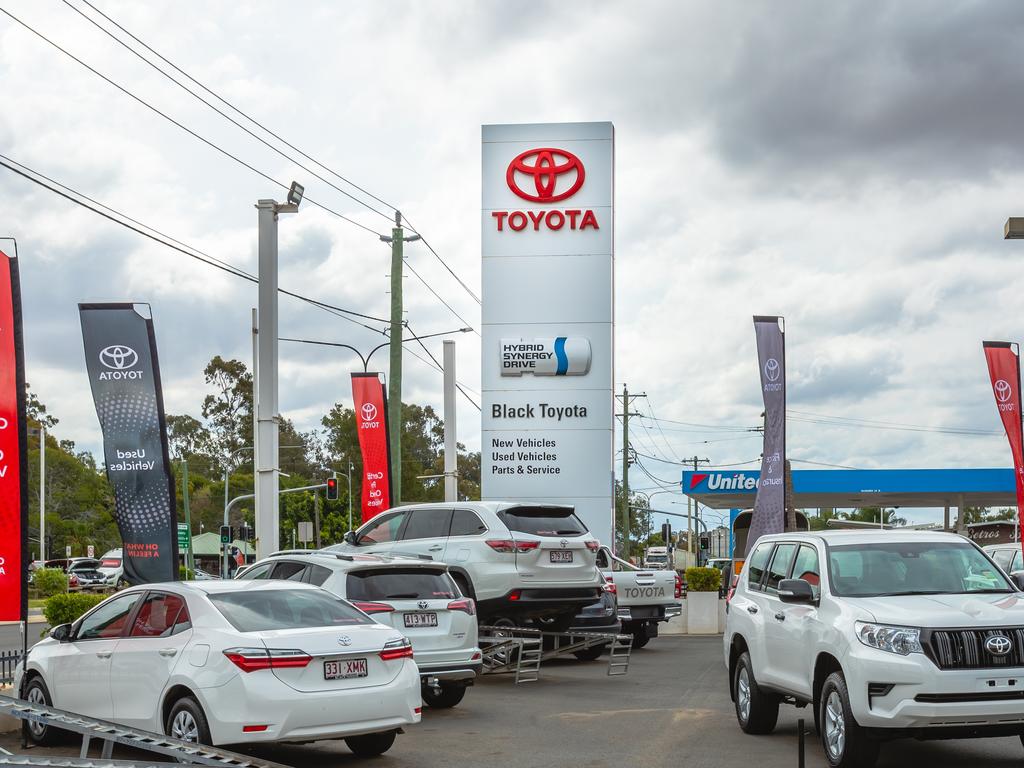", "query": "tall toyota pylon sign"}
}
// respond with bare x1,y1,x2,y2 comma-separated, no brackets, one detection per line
982,341,1024,556
481,123,615,545
747,315,786,555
